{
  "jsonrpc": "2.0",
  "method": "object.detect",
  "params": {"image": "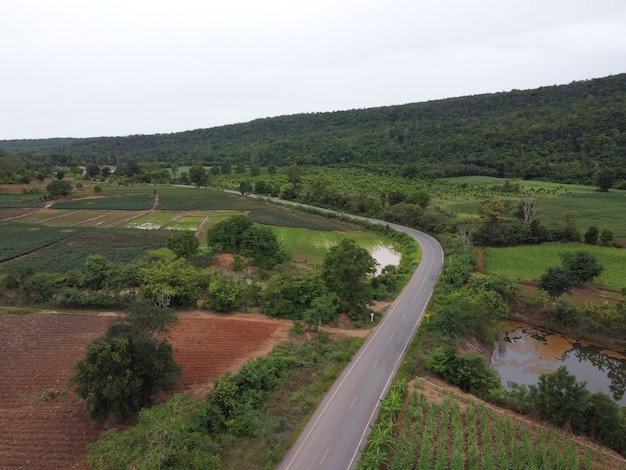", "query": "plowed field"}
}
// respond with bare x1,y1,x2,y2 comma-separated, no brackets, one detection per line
0,310,293,469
